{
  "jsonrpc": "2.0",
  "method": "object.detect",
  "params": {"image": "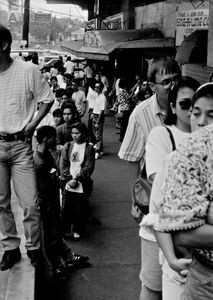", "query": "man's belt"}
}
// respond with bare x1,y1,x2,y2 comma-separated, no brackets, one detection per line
0,132,25,142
